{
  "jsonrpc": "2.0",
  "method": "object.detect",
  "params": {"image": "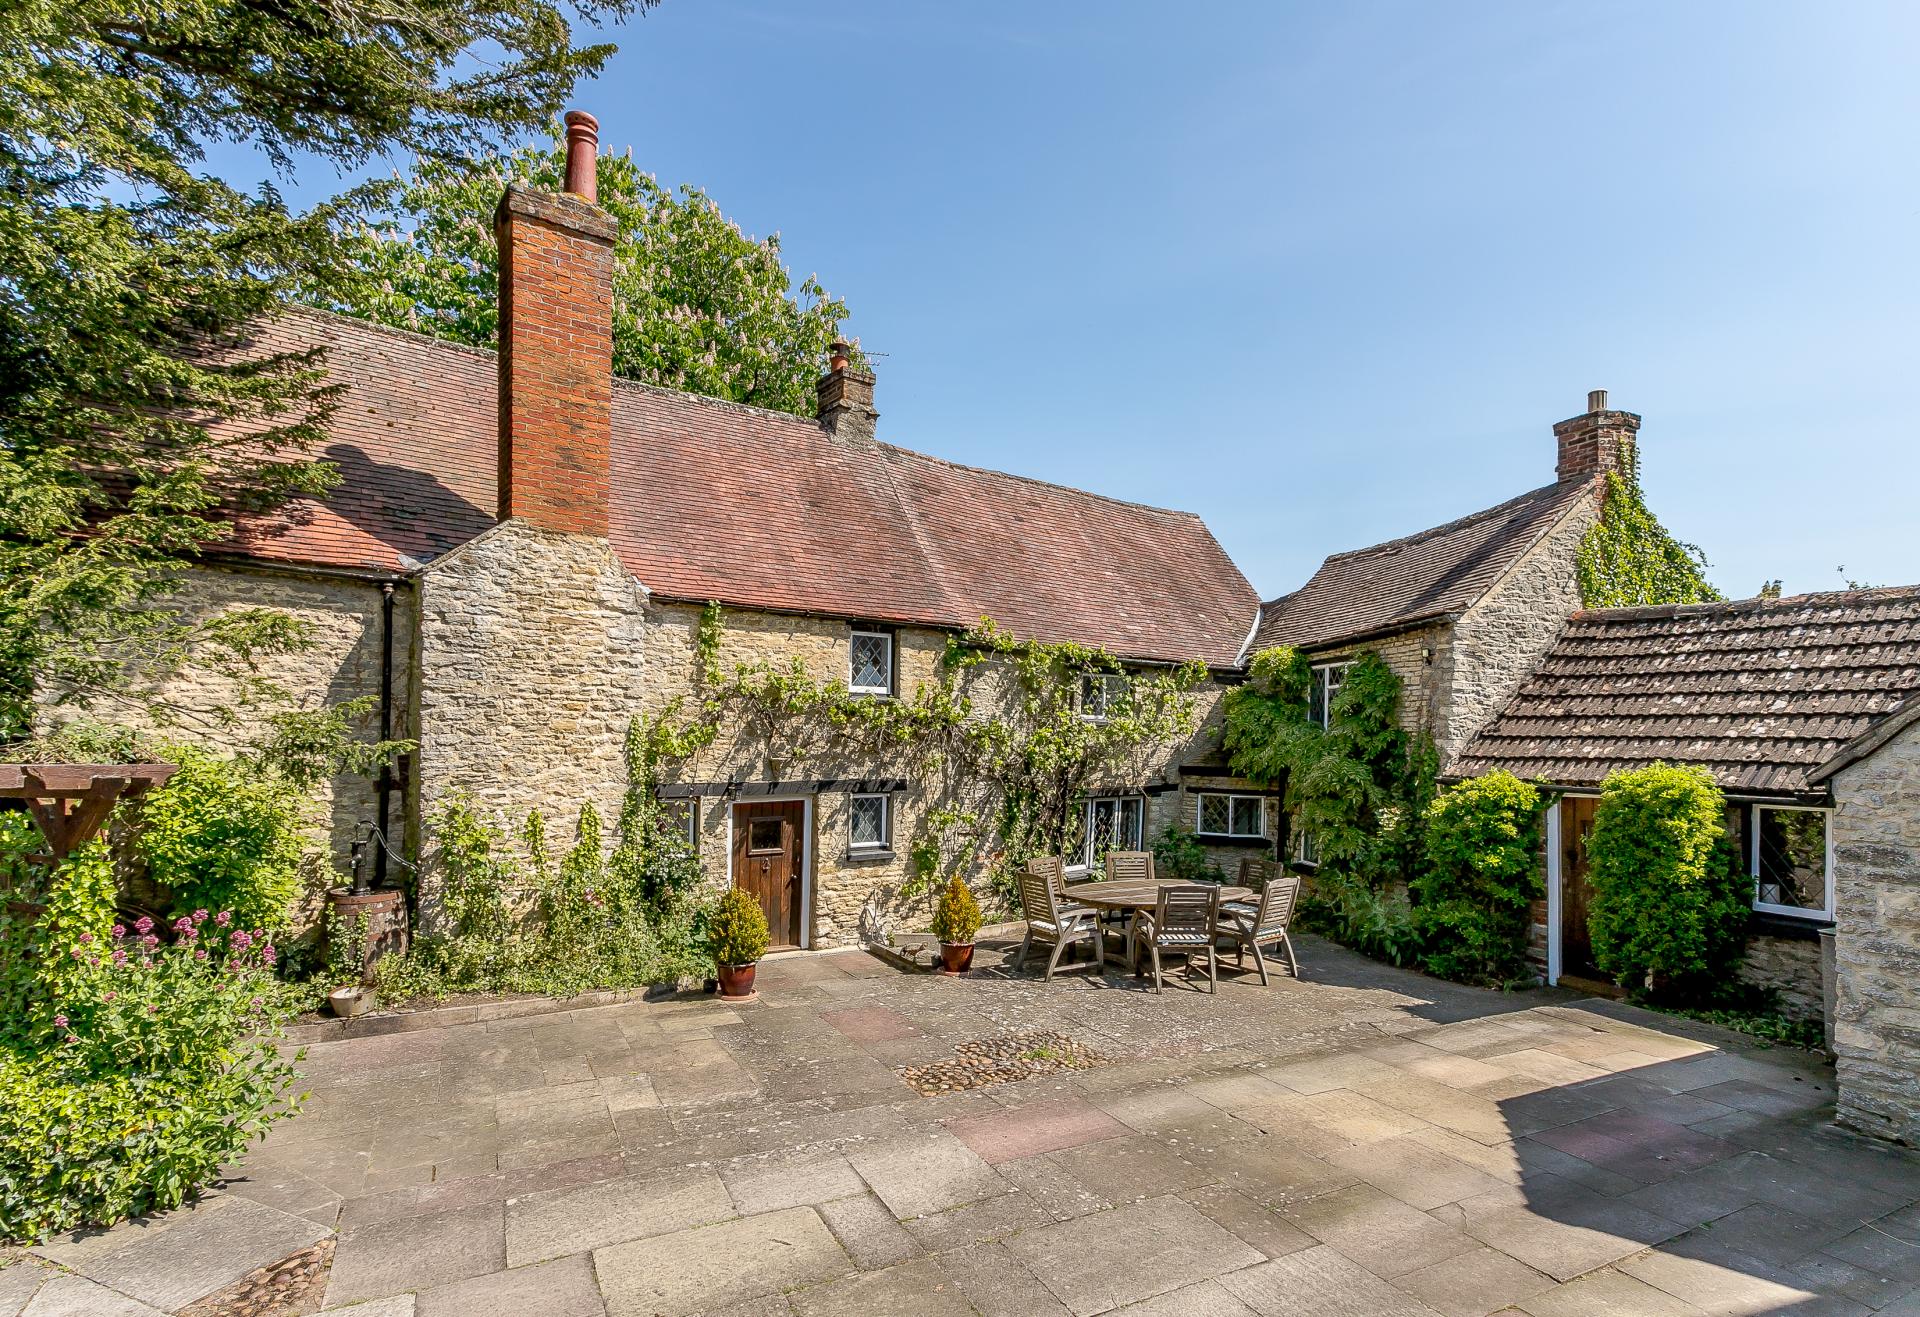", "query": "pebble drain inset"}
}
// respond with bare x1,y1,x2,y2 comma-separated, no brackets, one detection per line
896,1028,1108,1095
